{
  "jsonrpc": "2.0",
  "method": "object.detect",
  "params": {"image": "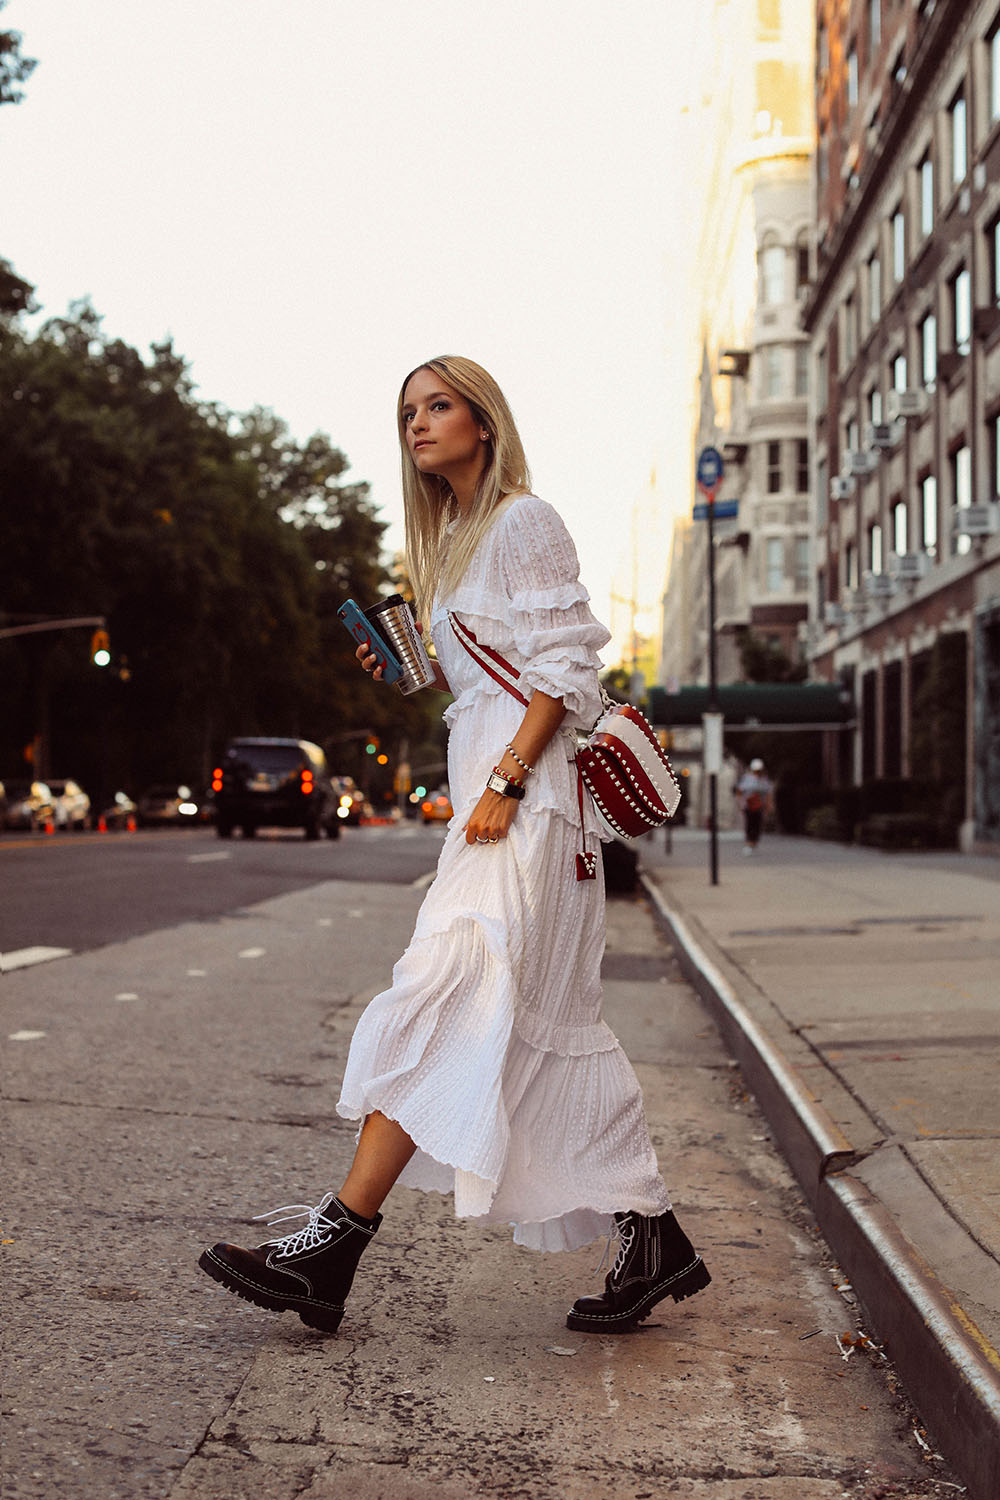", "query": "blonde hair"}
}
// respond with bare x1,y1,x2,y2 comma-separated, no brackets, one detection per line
397,356,531,620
